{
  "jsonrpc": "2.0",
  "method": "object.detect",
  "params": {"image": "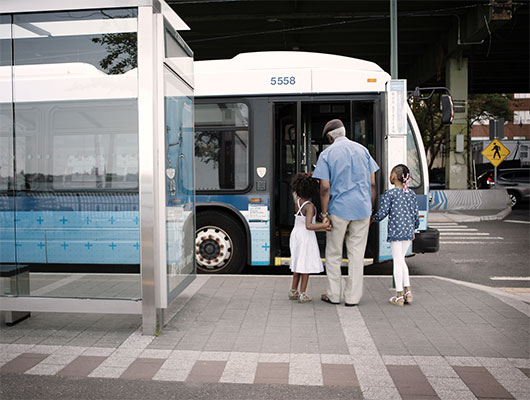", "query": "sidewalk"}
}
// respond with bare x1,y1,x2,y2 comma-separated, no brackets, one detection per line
1,275,529,400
